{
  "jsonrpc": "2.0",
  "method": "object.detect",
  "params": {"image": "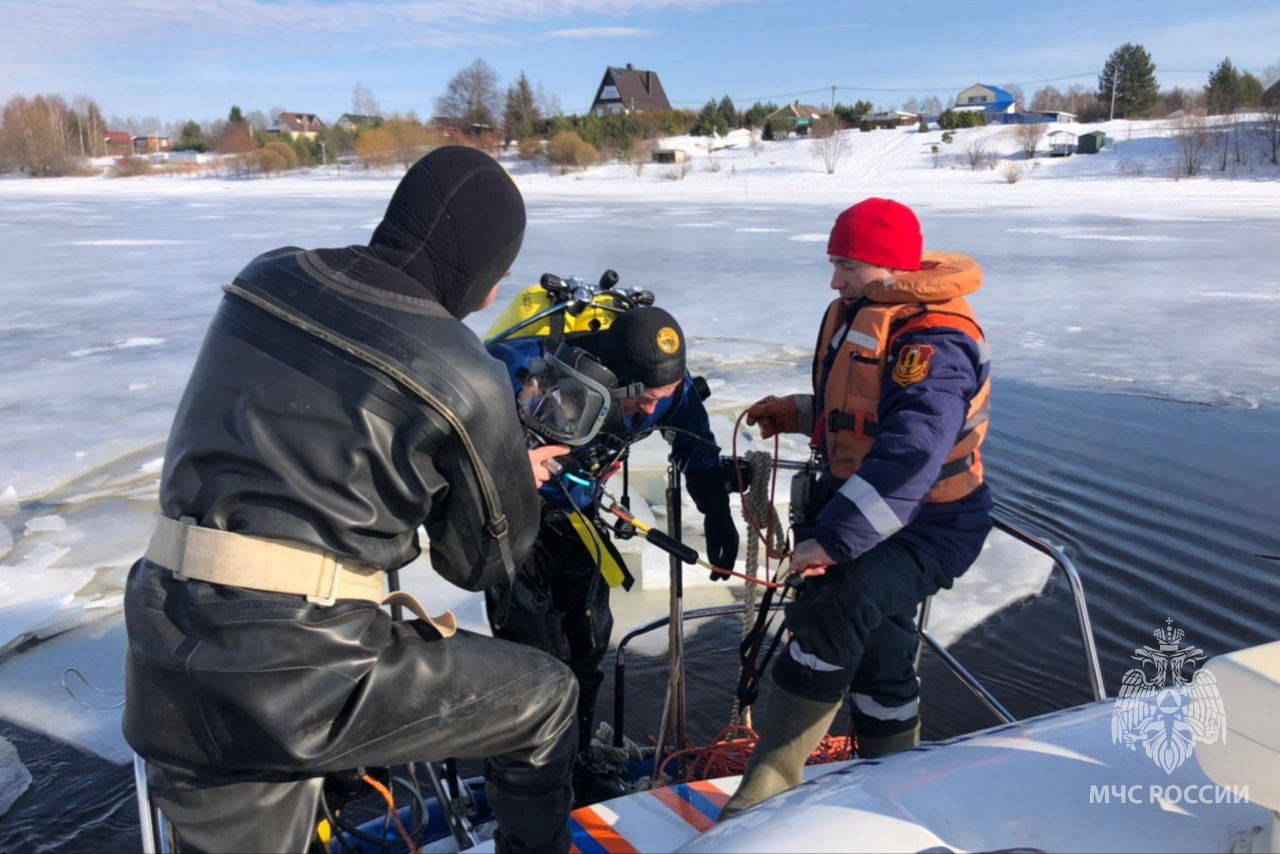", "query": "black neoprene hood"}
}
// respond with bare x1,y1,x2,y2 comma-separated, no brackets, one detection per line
367,146,526,319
